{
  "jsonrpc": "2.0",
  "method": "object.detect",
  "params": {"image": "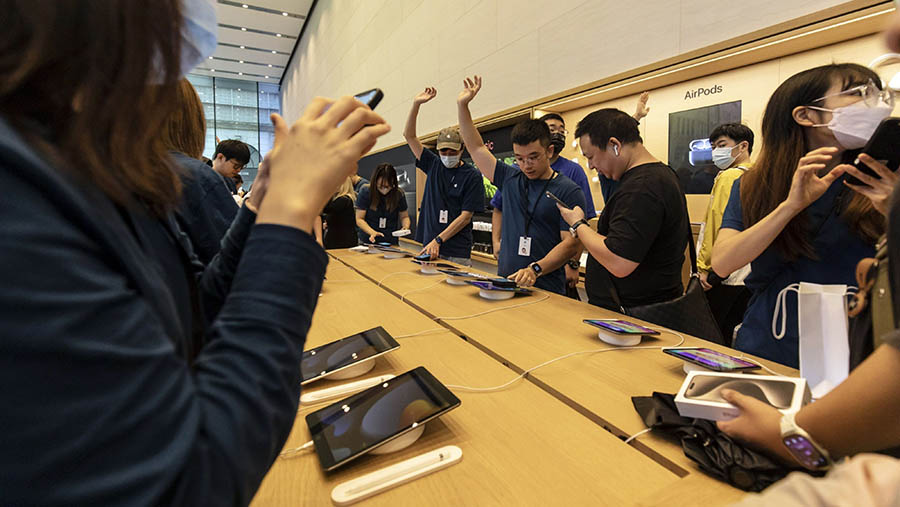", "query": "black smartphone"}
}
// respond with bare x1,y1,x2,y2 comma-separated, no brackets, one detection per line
354,88,383,109
486,278,517,289
545,191,570,209
414,253,433,261
848,117,900,186
582,319,660,335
